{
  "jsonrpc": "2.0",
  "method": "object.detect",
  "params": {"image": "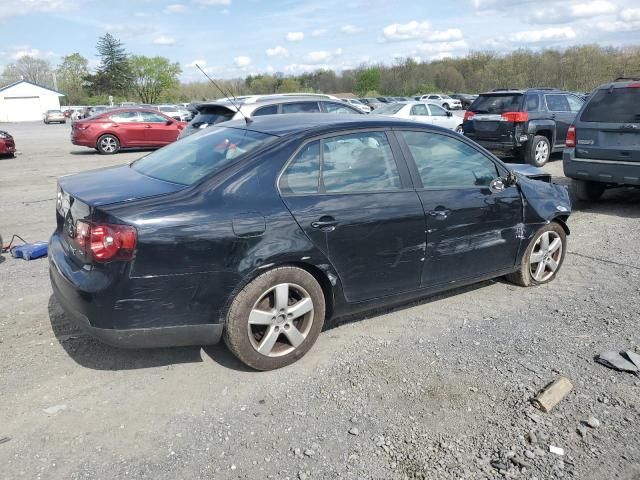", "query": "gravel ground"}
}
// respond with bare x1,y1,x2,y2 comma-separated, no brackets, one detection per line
1,122,639,480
